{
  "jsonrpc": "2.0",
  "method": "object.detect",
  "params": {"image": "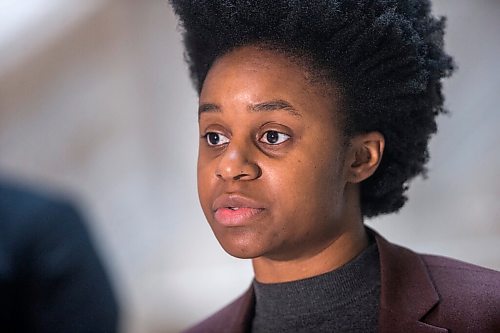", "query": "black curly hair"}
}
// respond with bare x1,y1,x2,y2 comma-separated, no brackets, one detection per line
169,0,455,218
